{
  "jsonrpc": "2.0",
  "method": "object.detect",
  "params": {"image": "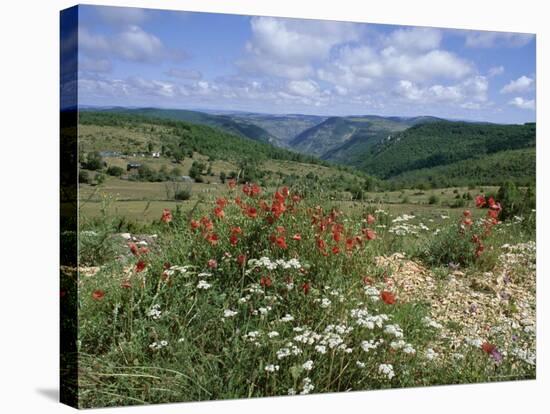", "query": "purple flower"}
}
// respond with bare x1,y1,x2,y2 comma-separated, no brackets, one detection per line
490,348,503,363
